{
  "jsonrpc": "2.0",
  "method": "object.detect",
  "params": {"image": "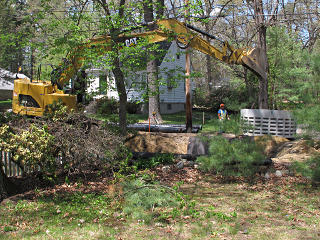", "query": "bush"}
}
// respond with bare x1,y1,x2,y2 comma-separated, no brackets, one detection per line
0,124,56,173
1,112,125,176
44,100,70,121
122,178,178,223
196,136,265,177
292,155,320,185
126,101,141,114
96,97,141,115
294,104,320,137
204,117,249,136
194,83,257,113
96,97,119,115
134,153,174,170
